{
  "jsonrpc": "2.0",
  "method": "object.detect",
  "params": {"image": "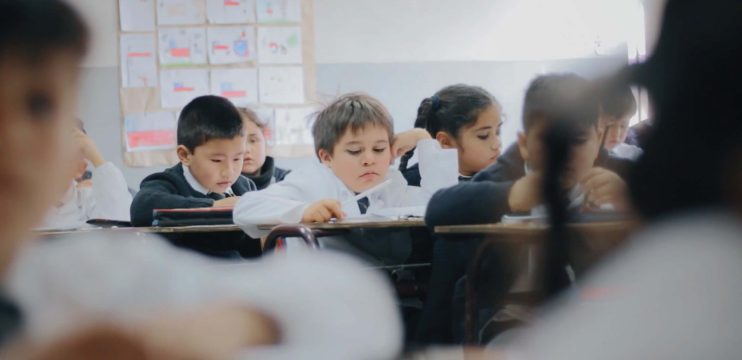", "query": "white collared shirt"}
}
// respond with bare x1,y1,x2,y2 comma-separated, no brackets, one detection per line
37,162,132,230
610,142,643,160
234,139,458,238
182,164,234,197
